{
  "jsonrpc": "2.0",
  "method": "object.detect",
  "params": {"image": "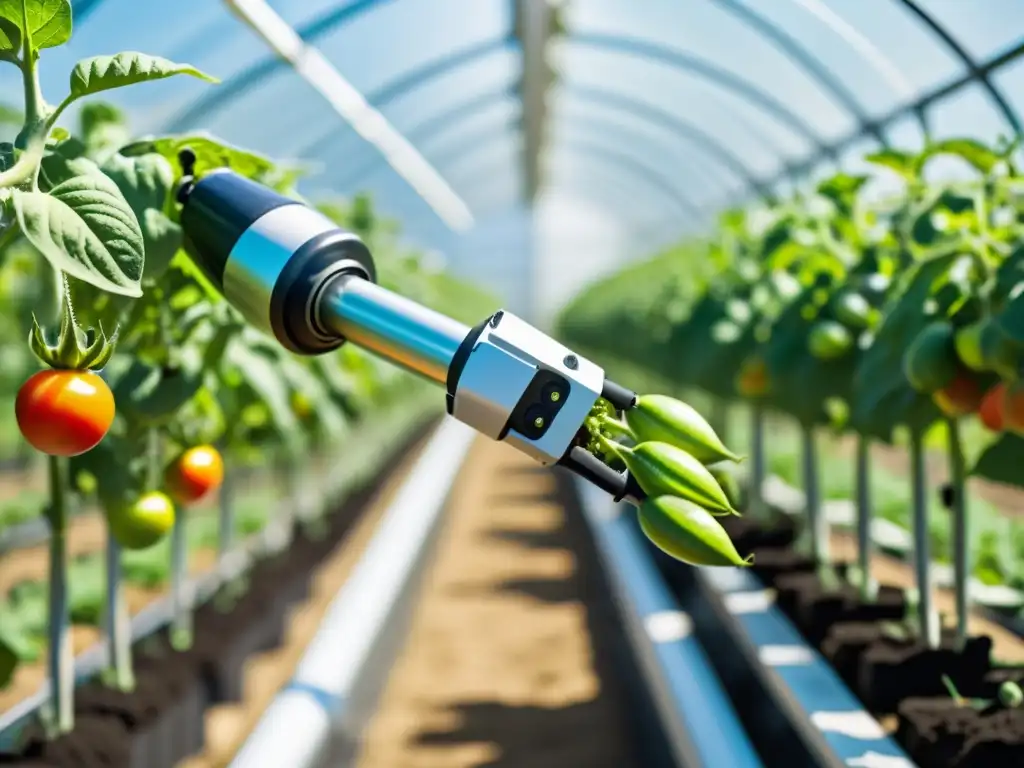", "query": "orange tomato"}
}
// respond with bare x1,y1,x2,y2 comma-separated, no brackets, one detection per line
15,369,115,456
979,382,1006,432
165,445,225,505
